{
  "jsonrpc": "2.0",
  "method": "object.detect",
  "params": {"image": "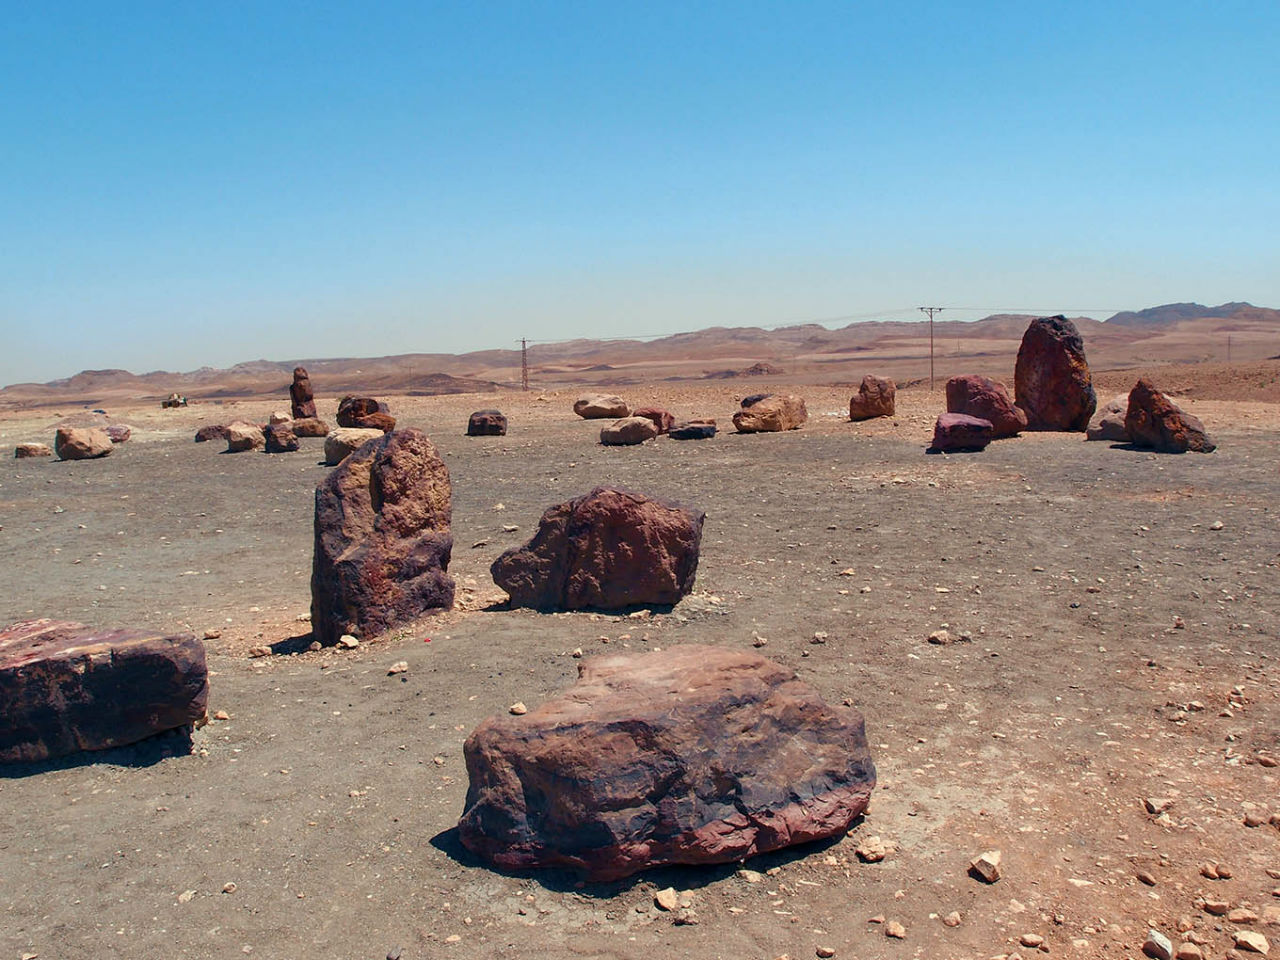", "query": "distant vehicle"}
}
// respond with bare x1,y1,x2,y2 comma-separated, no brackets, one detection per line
161,393,188,408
